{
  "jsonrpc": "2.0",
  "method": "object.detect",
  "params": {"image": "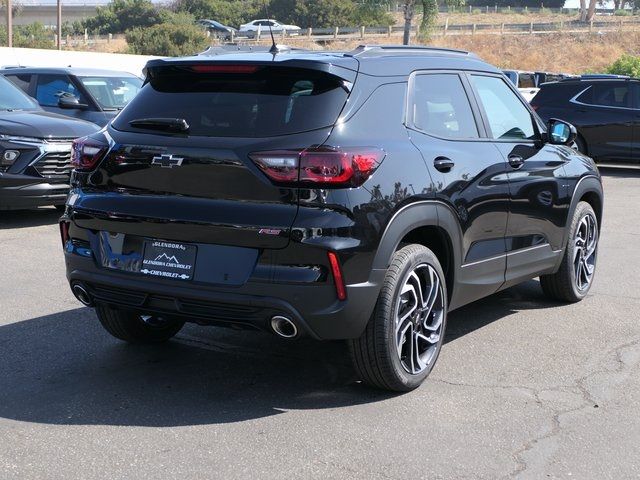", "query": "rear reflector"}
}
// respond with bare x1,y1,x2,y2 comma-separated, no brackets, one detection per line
59,220,70,247
189,65,260,74
250,147,385,188
328,252,347,301
71,137,109,171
